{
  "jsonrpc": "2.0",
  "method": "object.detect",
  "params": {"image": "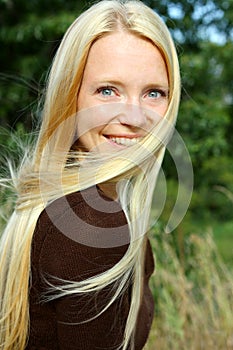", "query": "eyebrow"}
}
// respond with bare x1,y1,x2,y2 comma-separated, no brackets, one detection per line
90,79,169,90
